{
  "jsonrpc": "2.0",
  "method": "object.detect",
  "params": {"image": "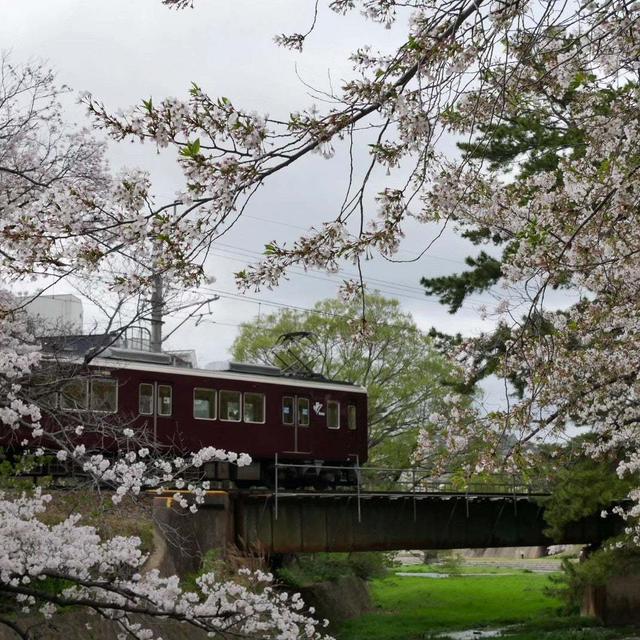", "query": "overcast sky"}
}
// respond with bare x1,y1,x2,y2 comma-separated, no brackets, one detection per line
4,0,514,400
